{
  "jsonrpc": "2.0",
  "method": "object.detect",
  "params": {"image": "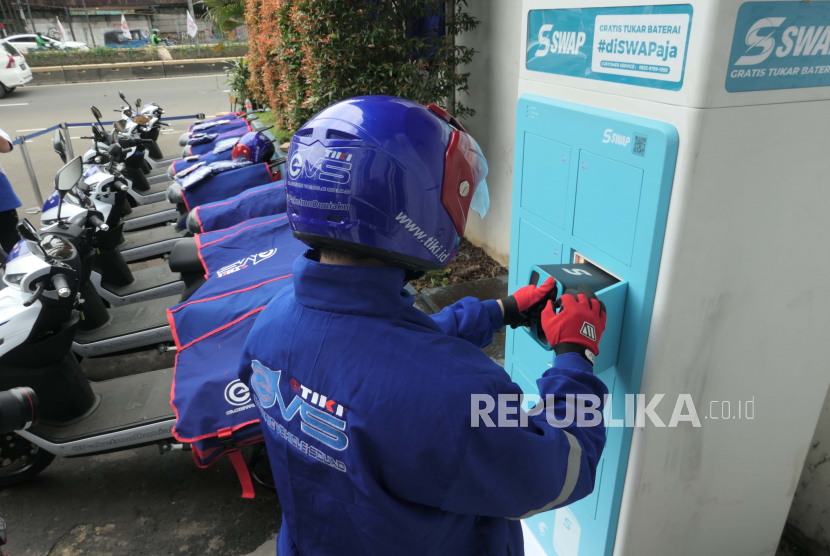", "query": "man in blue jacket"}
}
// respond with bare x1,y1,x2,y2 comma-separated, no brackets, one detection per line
0,128,21,254
239,96,608,555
